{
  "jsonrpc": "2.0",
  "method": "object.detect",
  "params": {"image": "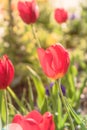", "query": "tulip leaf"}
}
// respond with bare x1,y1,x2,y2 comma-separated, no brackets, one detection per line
31,76,45,109
7,87,26,114
27,66,45,109
27,78,34,110
1,95,6,124
0,90,3,114
57,94,62,129
52,82,58,112
0,117,2,130
76,77,87,104
80,123,87,130
40,97,48,114
65,97,87,129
